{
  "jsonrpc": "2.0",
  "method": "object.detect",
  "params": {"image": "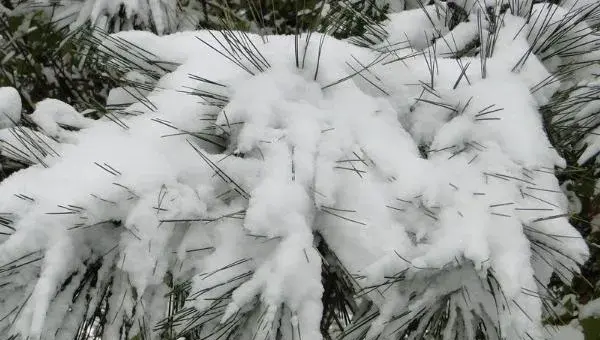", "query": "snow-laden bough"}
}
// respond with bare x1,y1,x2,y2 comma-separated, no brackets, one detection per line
0,2,593,340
